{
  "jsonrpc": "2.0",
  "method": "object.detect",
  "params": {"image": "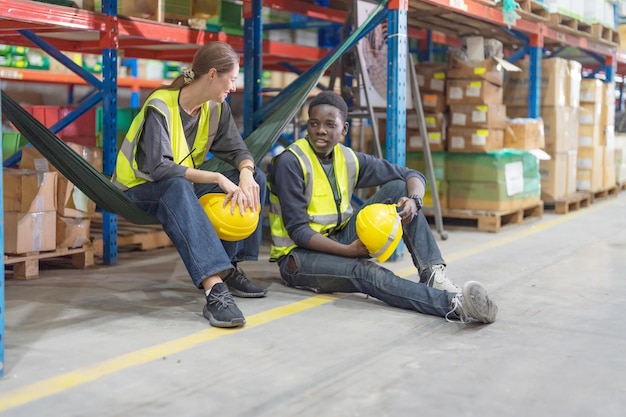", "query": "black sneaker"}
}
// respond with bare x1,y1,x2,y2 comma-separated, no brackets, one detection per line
446,281,498,324
224,268,268,298
203,283,246,328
